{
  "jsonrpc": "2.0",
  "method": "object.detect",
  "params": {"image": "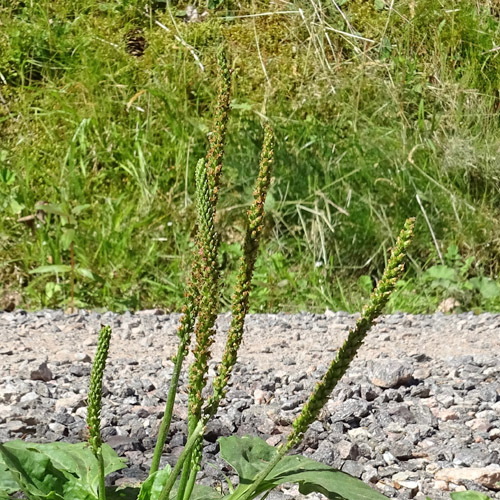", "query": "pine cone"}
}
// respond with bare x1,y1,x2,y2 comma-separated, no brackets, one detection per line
125,28,147,57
